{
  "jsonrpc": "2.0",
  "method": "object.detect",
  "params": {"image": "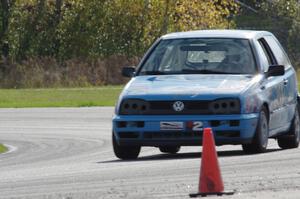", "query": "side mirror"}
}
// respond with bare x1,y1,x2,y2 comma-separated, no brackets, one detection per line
266,65,285,77
122,67,135,78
